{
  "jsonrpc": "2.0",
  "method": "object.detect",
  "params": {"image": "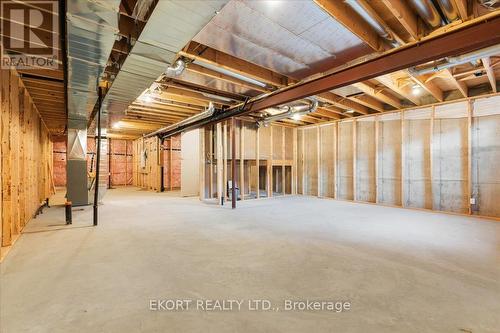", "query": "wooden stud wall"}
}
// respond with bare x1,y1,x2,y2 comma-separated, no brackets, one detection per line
132,136,162,192
299,95,500,219
1,67,54,259
201,121,296,202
